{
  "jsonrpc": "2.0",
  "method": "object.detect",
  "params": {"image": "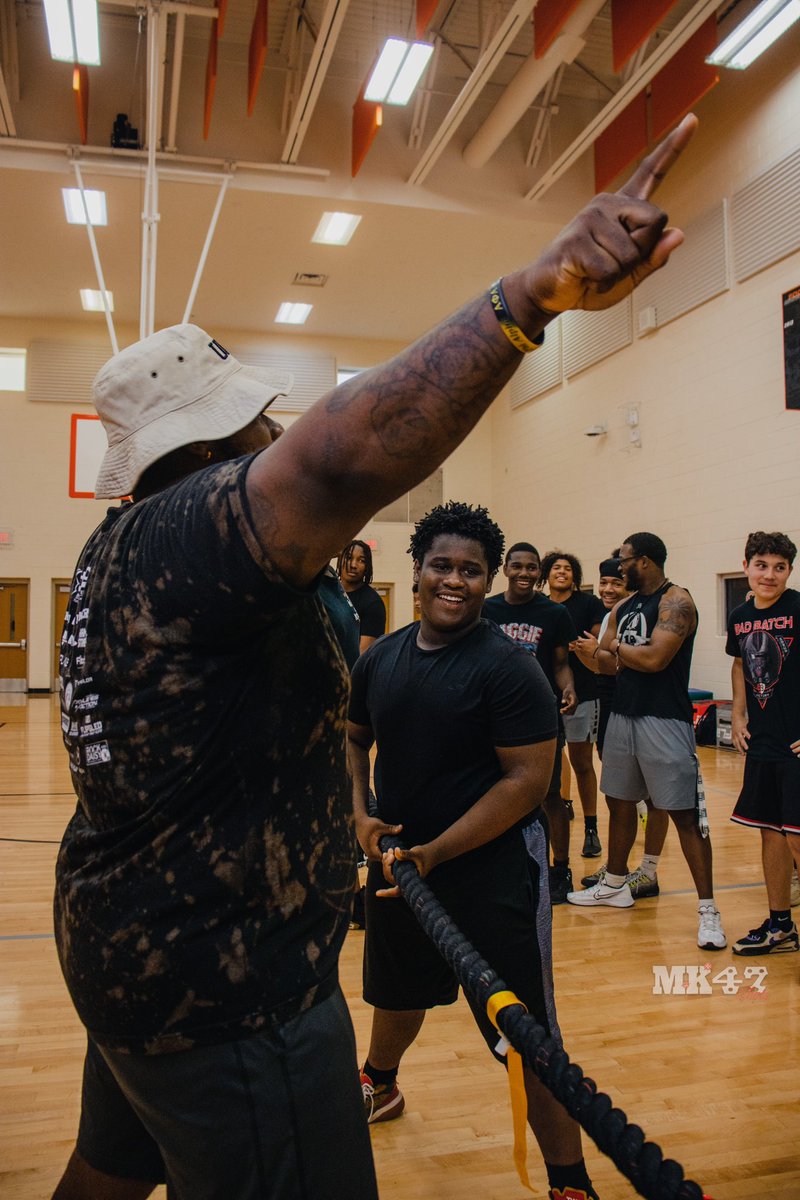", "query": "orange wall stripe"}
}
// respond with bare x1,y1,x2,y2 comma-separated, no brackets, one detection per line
593,89,647,193
416,0,438,38
610,0,680,74
247,0,268,116
72,65,89,146
352,90,382,177
204,20,218,140
534,0,583,59
650,16,718,142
